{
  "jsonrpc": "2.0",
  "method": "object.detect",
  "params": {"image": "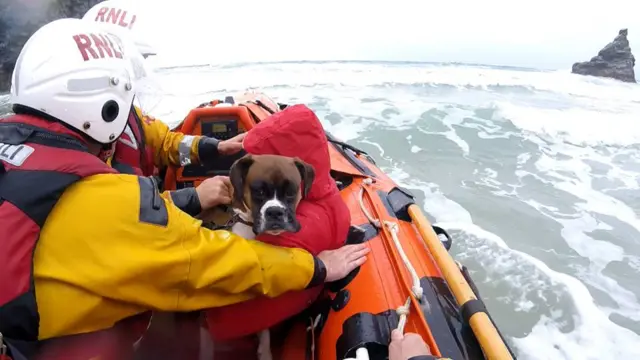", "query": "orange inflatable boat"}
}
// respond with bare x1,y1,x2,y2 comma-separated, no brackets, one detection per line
161,95,517,360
